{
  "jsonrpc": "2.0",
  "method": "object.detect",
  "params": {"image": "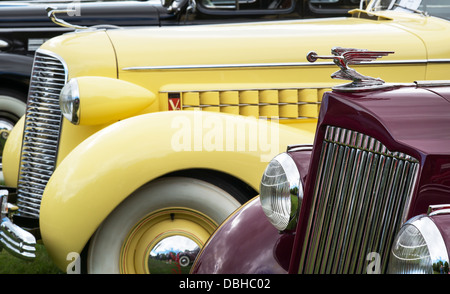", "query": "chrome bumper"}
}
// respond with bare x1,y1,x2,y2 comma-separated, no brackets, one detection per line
0,190,36,260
